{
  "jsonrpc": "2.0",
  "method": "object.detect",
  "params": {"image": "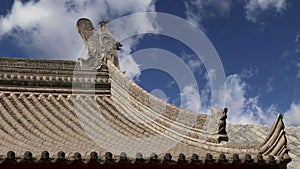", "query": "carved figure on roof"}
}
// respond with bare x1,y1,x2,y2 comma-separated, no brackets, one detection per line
206,107,228,143
77,18,121,70
216,107,227,135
